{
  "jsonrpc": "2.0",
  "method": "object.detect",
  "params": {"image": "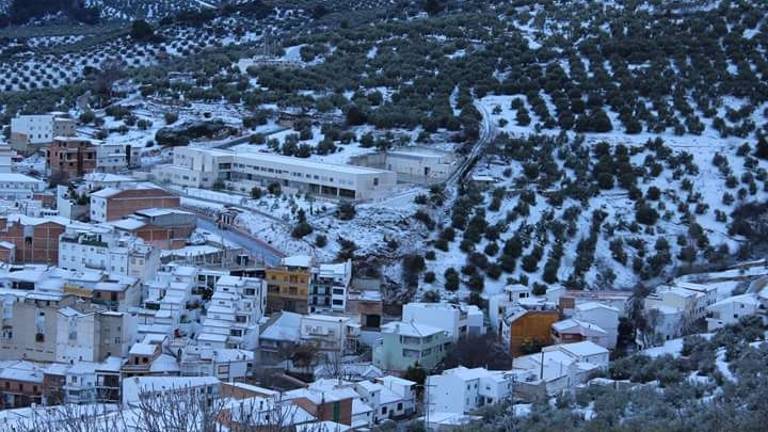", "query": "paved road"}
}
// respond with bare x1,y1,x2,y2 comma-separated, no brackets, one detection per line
196,215,284,266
